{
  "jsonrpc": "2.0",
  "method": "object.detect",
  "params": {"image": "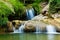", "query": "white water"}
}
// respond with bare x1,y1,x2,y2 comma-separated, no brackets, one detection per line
46,25,56,33
26,8,34,20
13,8,35,33
13,24,25,33
13,24,57,33
35,25,41,33
18,24,25,33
